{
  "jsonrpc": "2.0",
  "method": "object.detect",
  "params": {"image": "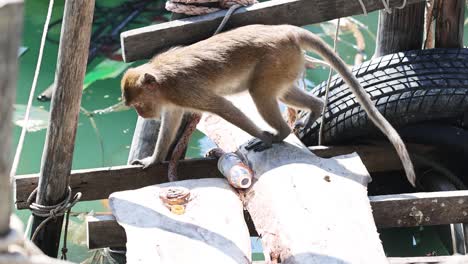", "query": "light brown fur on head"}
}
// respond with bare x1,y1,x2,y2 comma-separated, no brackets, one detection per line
122,24,415,187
